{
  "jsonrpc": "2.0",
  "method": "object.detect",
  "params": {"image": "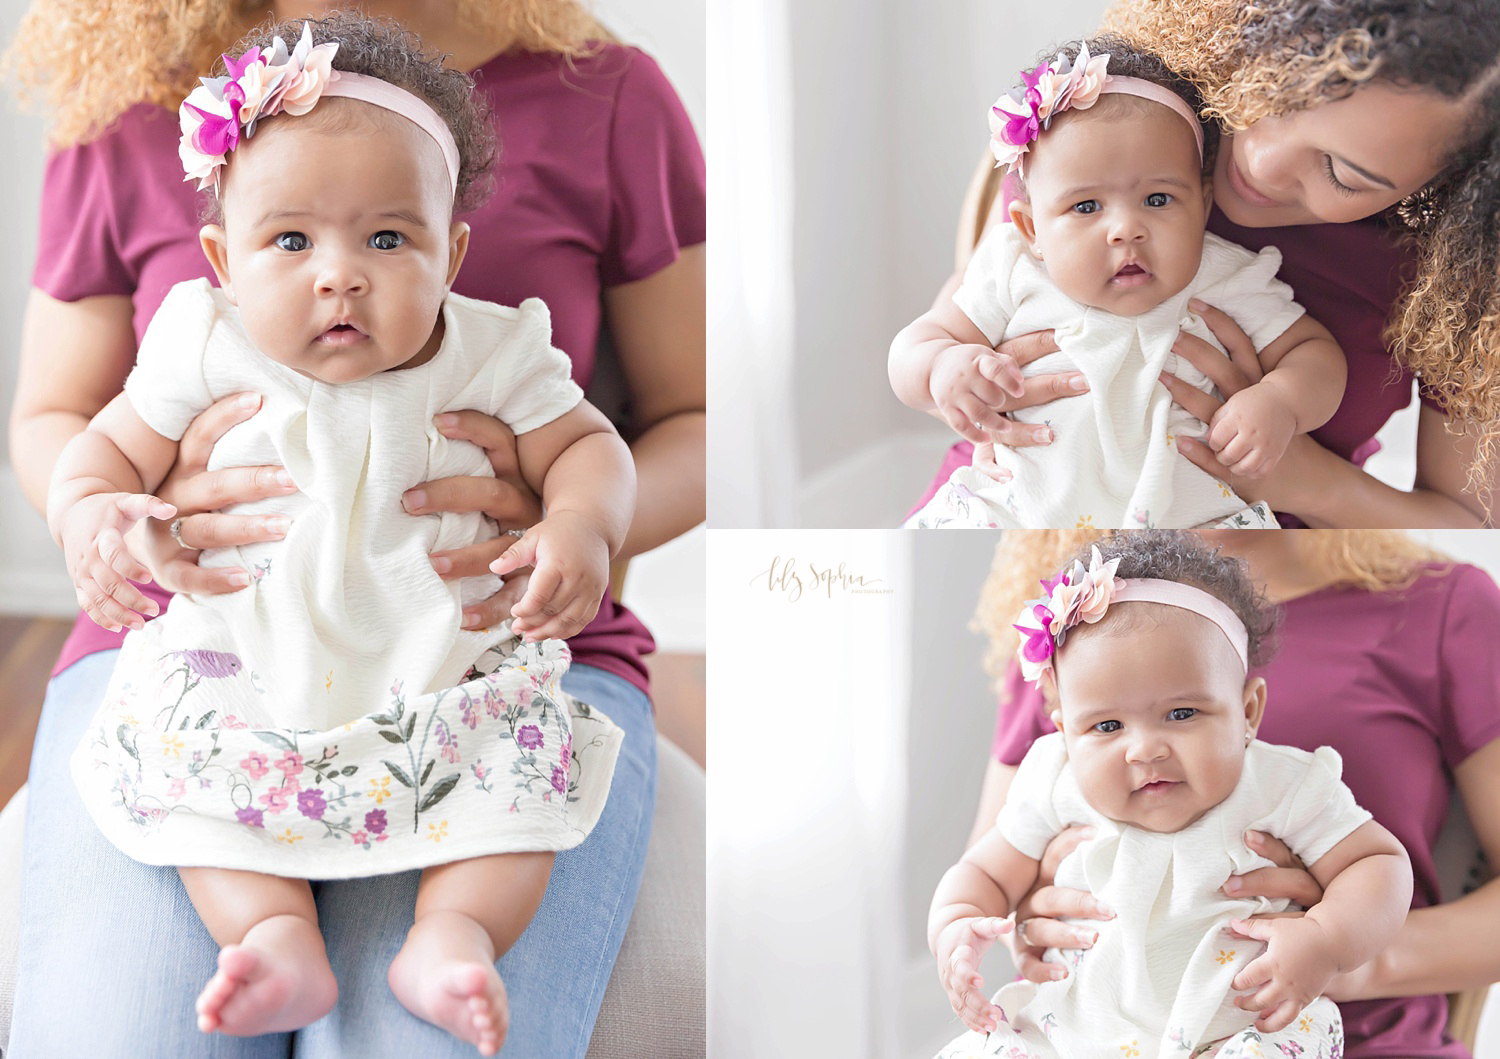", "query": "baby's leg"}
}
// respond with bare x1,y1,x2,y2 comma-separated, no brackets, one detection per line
389,852,555,1057
179,865,338,1036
